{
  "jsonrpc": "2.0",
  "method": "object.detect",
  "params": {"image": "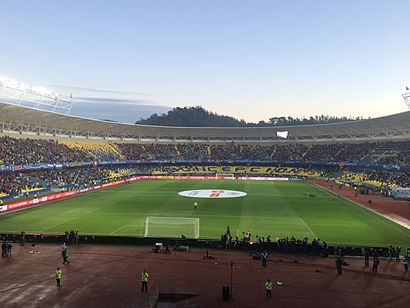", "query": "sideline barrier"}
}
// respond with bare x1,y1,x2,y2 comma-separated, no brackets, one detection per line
0,175,293,214
0,232,394,258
